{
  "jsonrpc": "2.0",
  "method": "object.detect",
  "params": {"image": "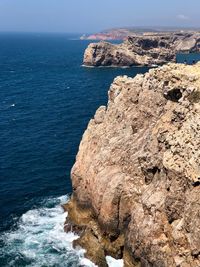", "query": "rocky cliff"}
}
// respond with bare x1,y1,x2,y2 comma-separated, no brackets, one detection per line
65,63,200,267
83,33,200,67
